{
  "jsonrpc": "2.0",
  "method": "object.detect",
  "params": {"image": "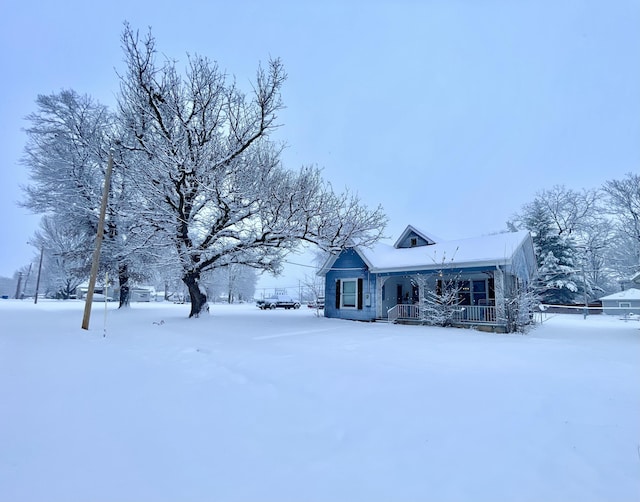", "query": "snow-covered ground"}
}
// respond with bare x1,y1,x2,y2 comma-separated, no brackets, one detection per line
1,300,639,502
